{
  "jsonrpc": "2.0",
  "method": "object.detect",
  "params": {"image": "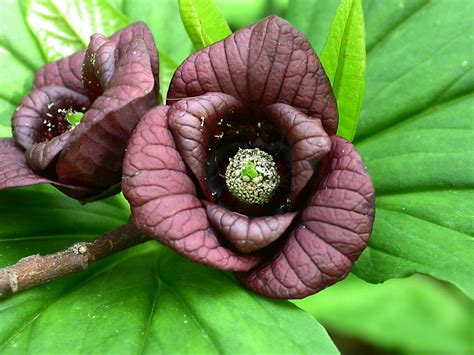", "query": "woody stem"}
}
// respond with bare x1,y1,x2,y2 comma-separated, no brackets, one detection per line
0,221,150,299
